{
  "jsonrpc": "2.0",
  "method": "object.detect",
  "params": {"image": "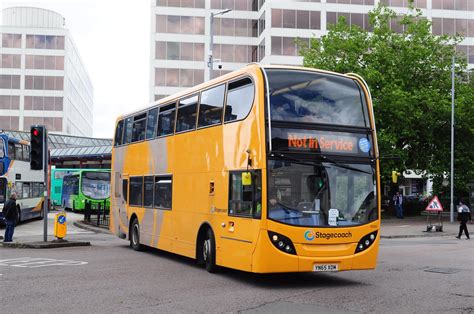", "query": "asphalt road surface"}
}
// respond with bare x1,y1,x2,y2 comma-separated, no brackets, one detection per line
0,225,473,313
